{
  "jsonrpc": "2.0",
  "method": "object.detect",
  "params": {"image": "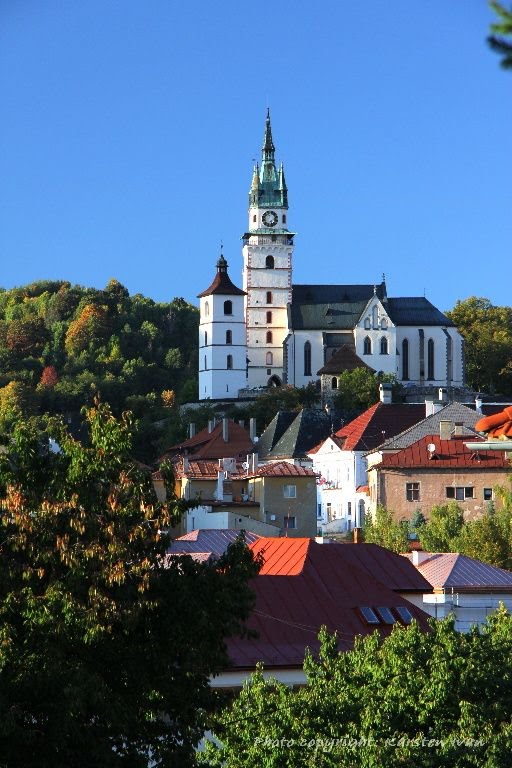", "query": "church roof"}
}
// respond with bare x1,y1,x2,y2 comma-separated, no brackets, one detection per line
385,297,455,327
290,283,385,330
317,344,374,375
